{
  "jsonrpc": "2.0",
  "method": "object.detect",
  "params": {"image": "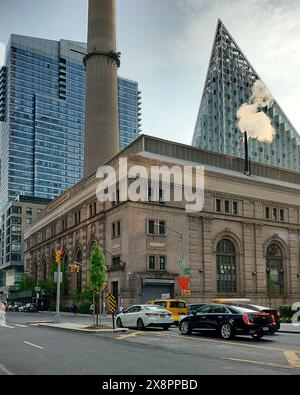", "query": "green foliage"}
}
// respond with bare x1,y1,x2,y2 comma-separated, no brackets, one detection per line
78,303,92,314
280,305,292,319
88,245,107,293
17,275,35,292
